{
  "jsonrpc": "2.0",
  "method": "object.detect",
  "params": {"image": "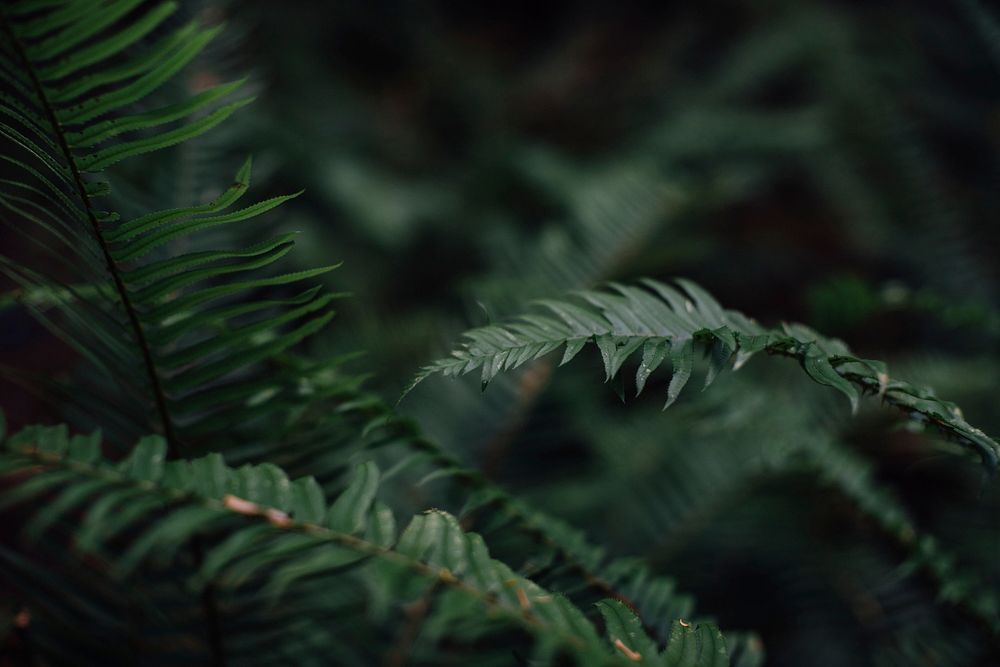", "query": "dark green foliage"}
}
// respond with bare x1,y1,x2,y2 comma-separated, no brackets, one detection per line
0,0,337,457
3,423,719,665
1,1,998,665
412,279,999,467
